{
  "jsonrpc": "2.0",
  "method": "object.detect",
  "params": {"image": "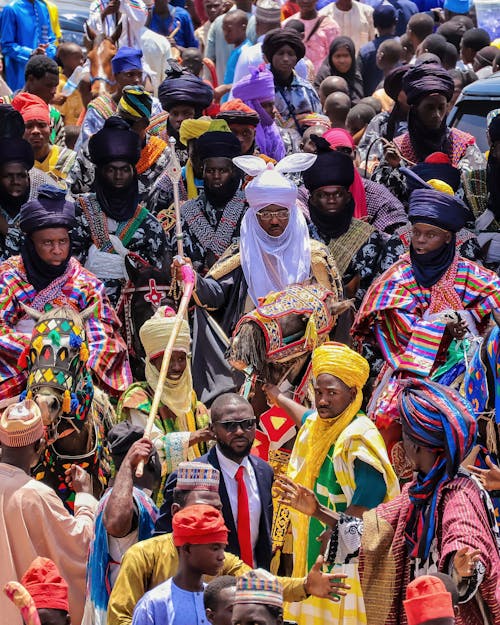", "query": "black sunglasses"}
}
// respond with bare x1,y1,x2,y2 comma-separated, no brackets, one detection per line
216,418,257,432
